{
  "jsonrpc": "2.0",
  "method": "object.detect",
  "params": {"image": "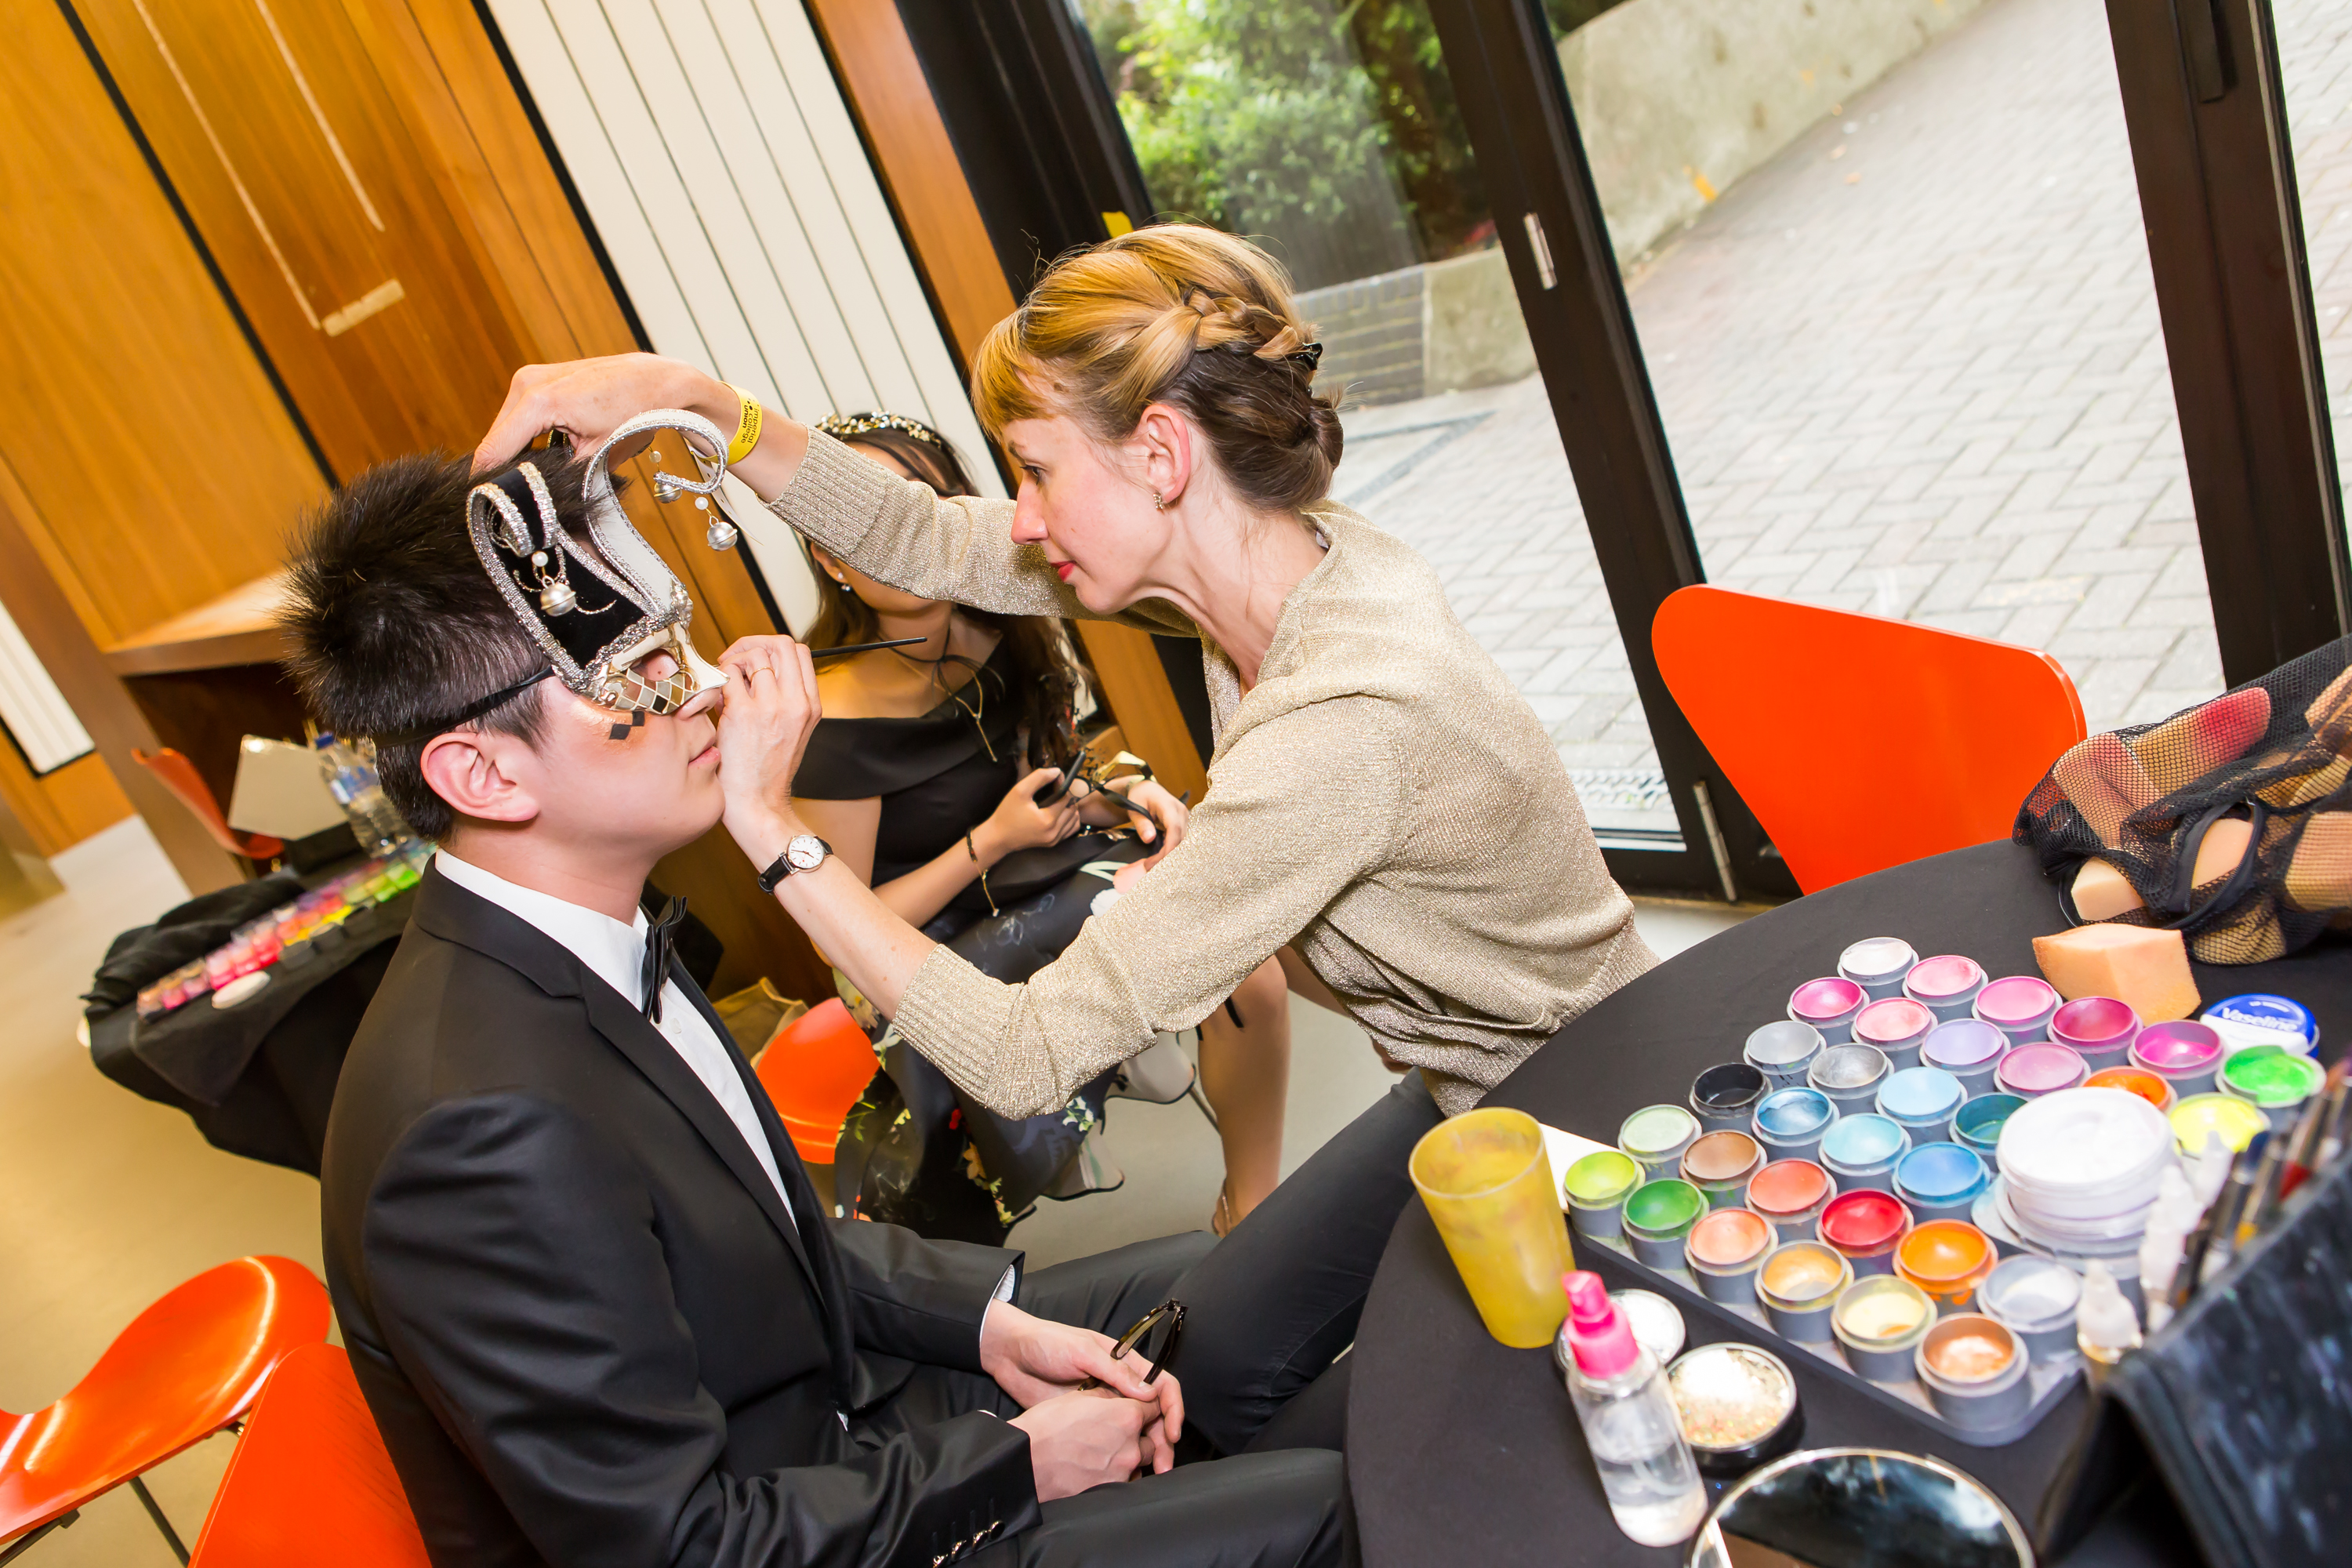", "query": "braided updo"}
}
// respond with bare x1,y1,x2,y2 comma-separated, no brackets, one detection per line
971,225,1343,514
